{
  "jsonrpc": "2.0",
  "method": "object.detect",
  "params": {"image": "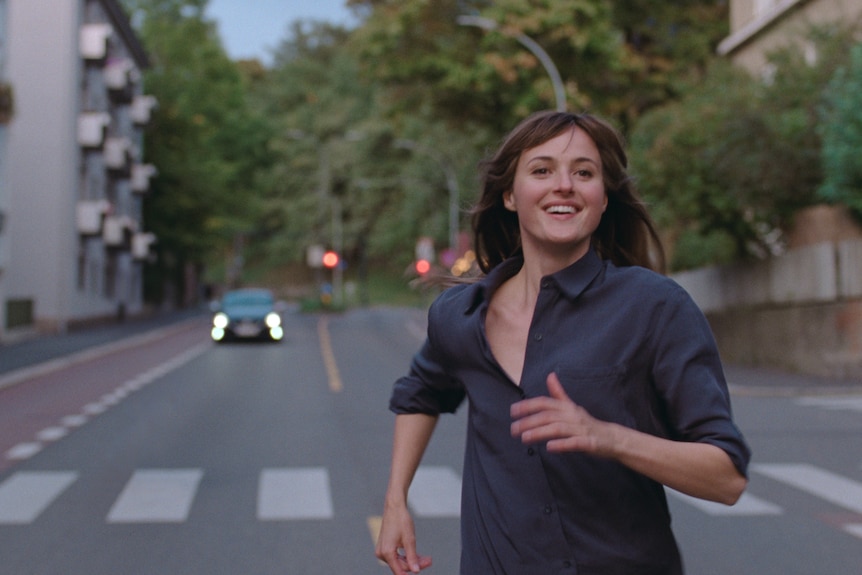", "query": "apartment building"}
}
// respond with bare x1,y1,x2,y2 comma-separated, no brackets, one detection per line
0,0,157,339
0,0,9,338
718,0,862,74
